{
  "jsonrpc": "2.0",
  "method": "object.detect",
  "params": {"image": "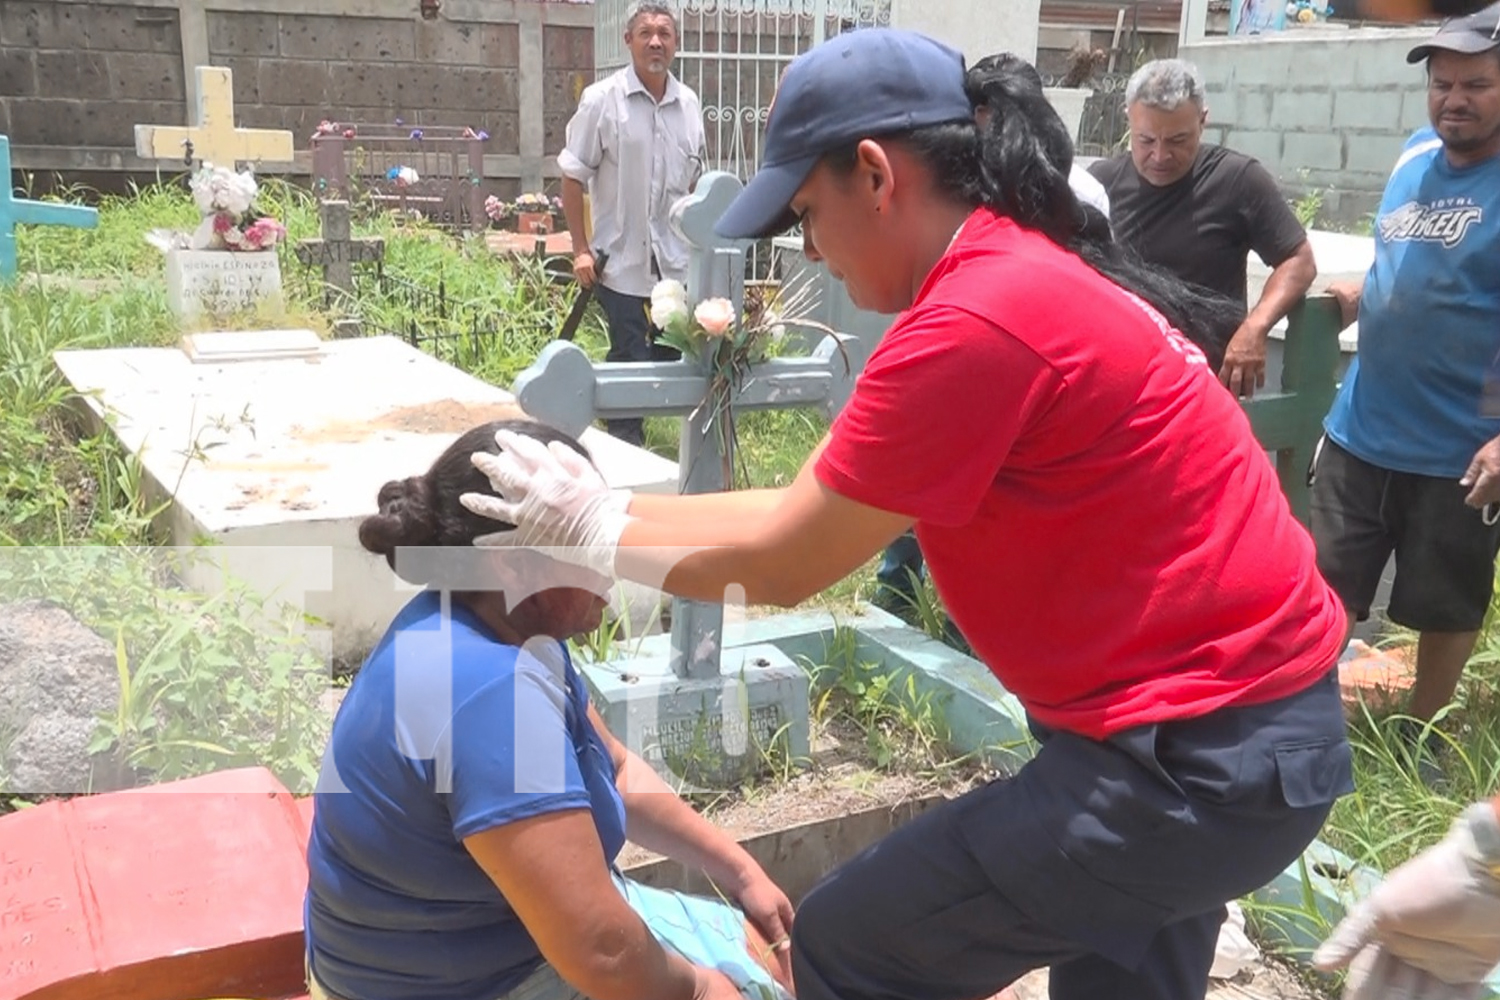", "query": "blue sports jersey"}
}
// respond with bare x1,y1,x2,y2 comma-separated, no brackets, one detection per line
1324,127,1500,478
305,590,626,1000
